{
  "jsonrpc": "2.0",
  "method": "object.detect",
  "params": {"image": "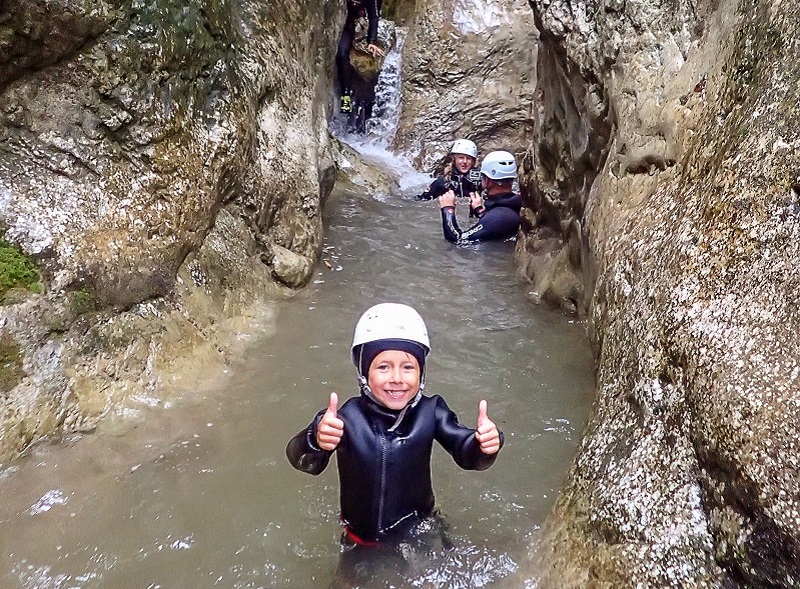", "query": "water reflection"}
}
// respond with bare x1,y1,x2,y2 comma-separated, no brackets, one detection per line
0,184,594,588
